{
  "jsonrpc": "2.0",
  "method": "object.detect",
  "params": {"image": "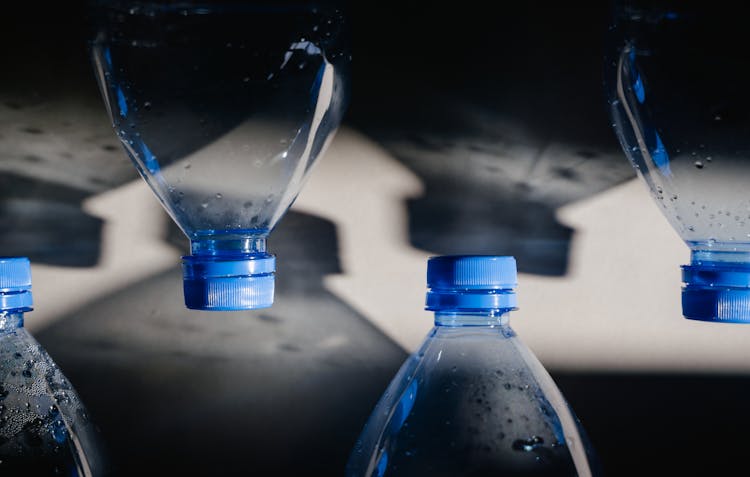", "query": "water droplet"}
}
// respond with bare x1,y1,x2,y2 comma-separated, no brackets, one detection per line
706,156,713,162
143,101,152,110
267,73,274,81
264,195,275,204
513,436,544,452
243,201,253,209
714,114,723,121
215,193,223,199
201,202,208,209
694,160,704,169
281,151,288,159
184,163,191,170
254,159,263,167
688,226,695,232
242,77,250,83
